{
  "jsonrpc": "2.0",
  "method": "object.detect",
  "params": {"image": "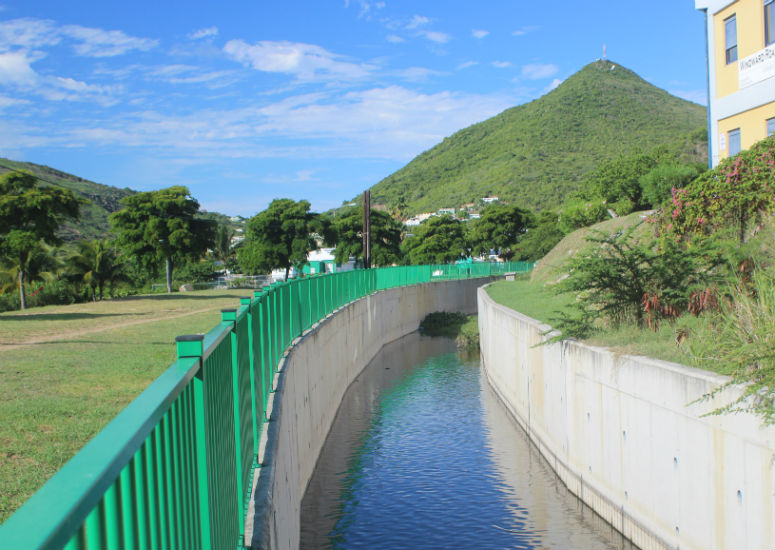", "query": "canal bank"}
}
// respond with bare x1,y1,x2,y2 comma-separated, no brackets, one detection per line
246,277,495,549
478,285,775,550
